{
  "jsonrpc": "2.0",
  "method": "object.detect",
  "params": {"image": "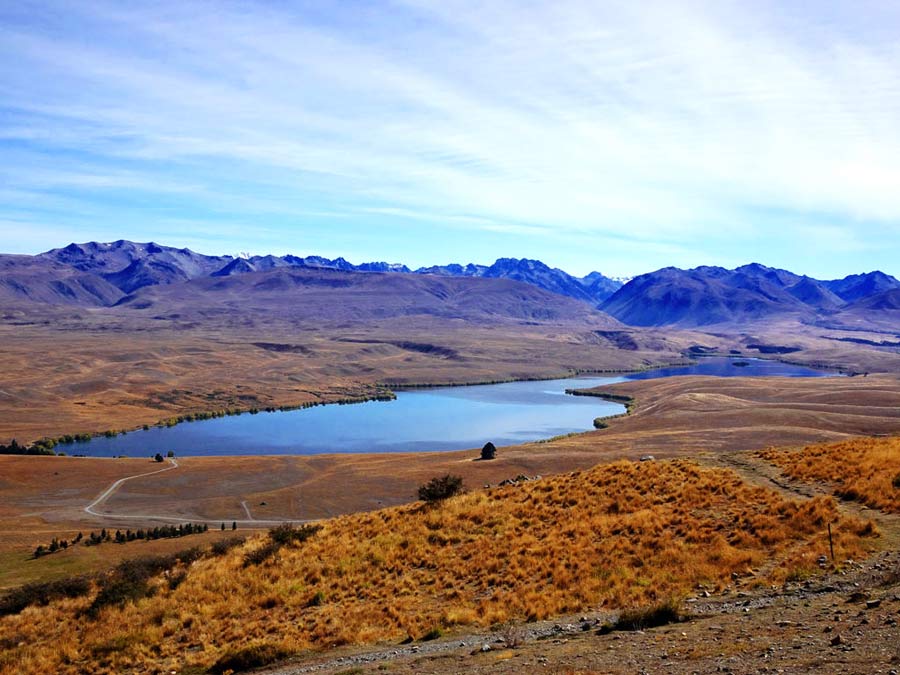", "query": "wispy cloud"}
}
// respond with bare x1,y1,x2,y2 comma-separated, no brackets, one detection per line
1,0,899,276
